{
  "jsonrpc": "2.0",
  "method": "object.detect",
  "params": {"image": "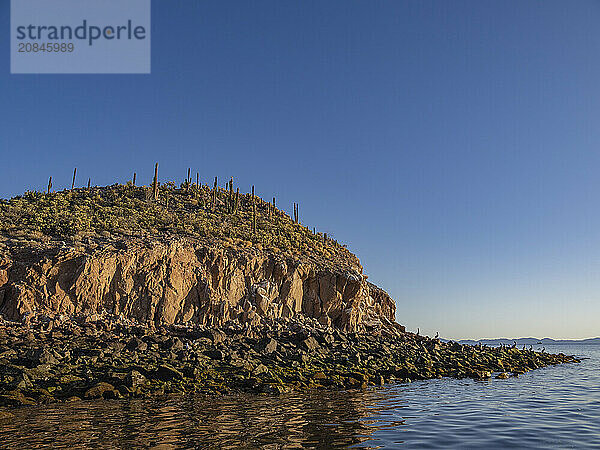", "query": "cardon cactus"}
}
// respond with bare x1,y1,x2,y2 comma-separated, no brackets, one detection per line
152,163,159,201
212,176,218,208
